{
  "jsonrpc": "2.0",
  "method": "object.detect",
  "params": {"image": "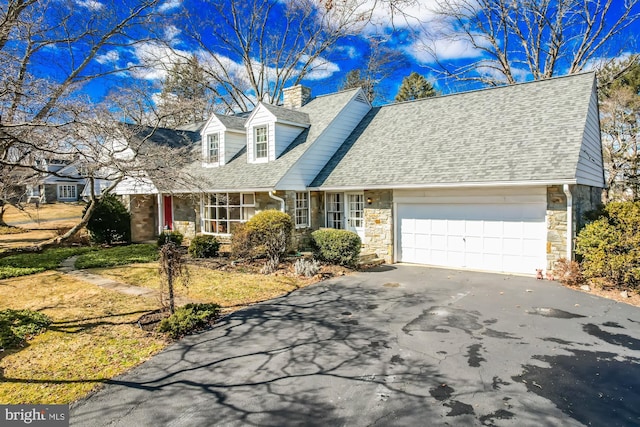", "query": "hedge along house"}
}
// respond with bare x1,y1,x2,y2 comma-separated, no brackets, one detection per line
117,72,604,276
